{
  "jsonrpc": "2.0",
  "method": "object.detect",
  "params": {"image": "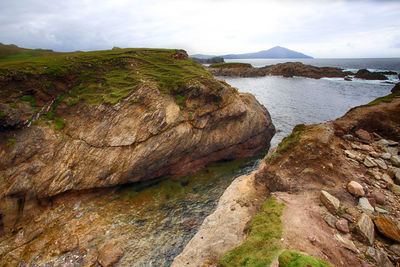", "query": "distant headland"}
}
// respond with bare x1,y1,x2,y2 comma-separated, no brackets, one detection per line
191,46,313,59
